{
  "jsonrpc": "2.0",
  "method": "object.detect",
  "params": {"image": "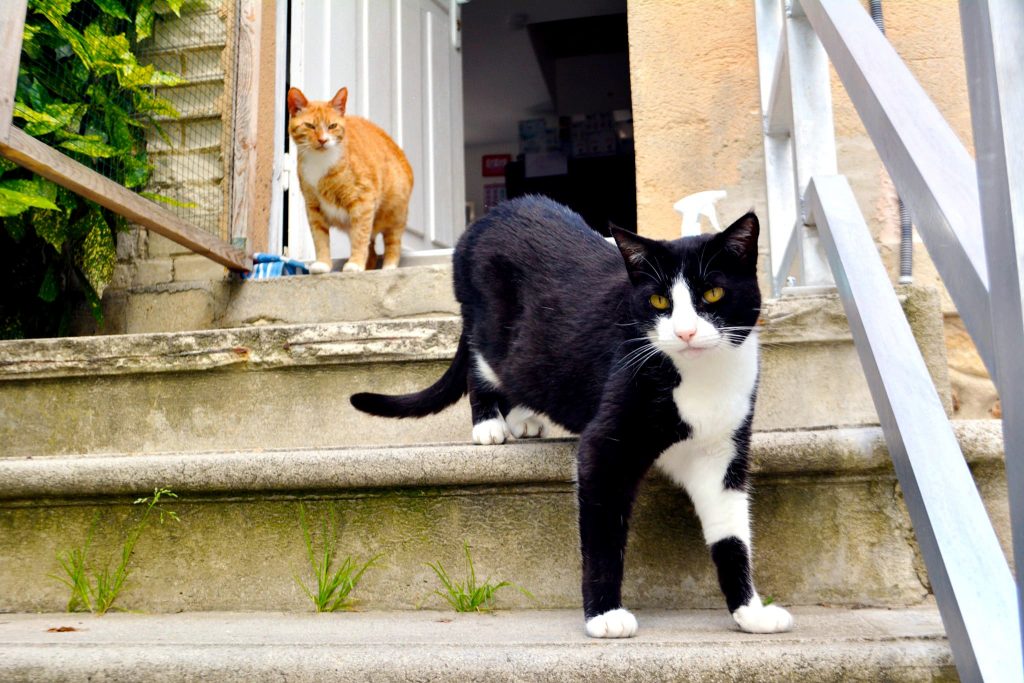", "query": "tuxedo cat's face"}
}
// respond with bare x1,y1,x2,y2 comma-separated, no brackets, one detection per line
287,86,349,152
612,214,761,359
